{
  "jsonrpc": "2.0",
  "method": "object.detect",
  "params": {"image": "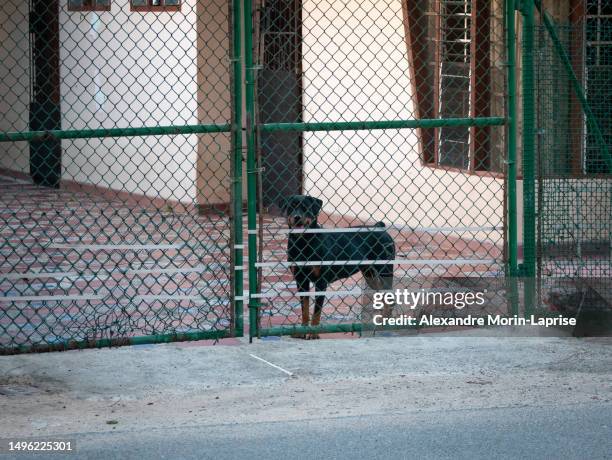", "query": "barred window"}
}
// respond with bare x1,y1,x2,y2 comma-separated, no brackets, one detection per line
130,0,181,11
584,0,612,174
68,0,111,11
404,0,499,174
